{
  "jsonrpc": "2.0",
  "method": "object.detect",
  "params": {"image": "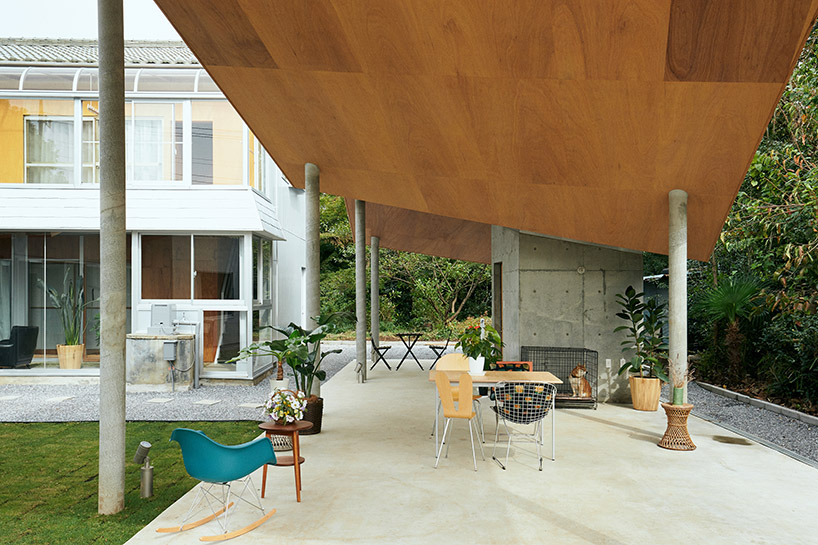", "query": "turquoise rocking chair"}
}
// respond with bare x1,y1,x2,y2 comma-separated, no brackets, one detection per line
157,428,277,542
